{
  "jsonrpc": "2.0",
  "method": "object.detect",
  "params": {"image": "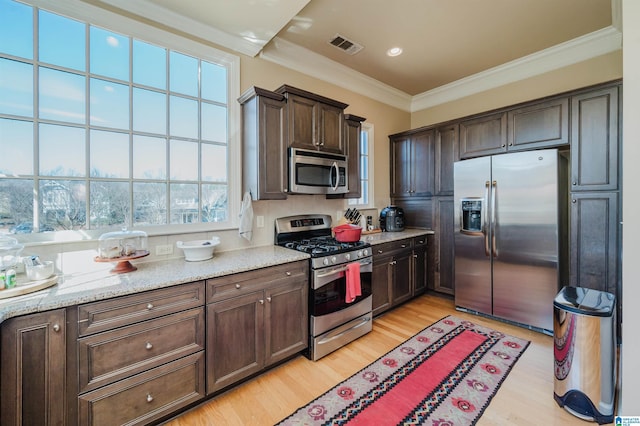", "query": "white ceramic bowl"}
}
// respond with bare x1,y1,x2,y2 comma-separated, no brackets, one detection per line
26,260,55,281
176,237,220,261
